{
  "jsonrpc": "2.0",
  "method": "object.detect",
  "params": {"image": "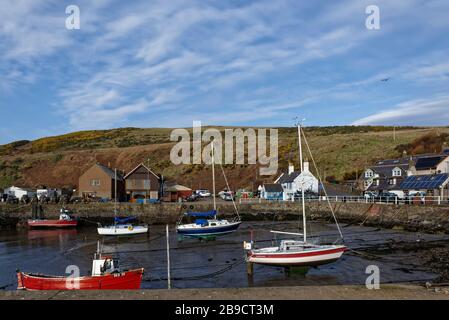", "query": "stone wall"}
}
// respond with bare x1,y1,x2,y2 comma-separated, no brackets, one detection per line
1,201,449,233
